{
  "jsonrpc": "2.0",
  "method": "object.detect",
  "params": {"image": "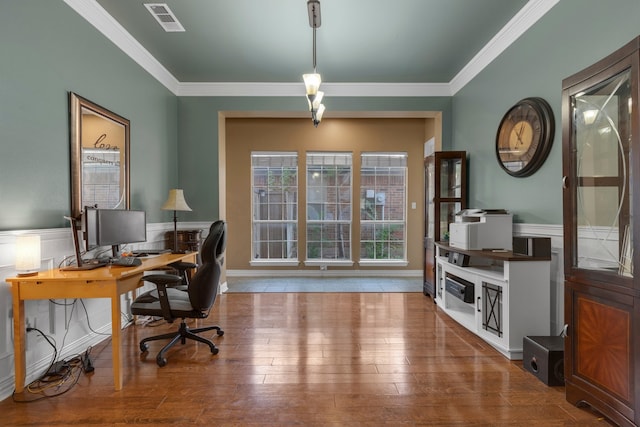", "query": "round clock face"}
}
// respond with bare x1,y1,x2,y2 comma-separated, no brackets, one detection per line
496,97,554,177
